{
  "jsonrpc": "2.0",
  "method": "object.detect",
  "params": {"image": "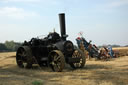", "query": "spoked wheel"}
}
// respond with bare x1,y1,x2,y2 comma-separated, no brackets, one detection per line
16,46,32,69
70,49,86,69
48,50,65,72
